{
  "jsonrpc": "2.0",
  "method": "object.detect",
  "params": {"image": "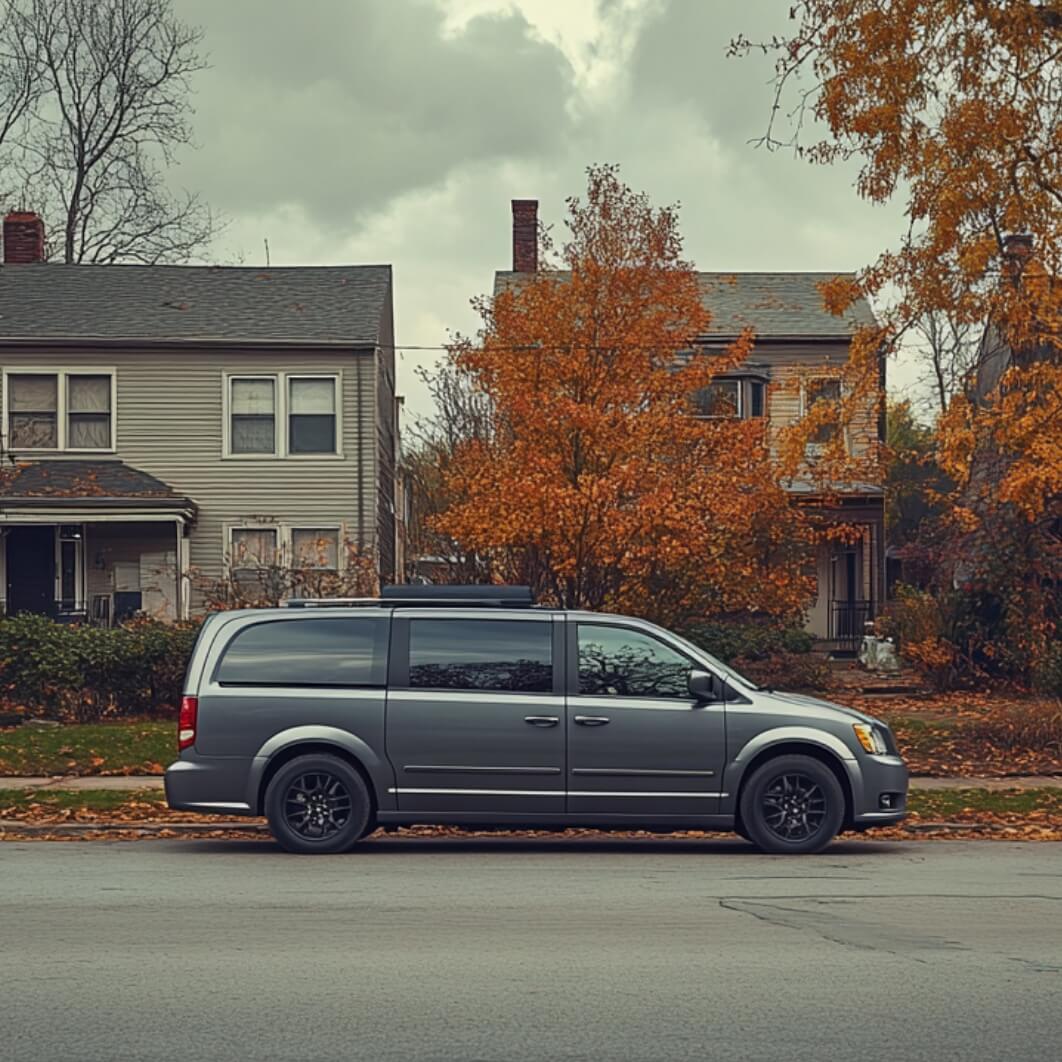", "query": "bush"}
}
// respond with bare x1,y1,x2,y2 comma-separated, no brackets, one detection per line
0,614,200,721
970,698,1062,754
682,620,815,664
1033,642,1062,697
731,651,831,692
